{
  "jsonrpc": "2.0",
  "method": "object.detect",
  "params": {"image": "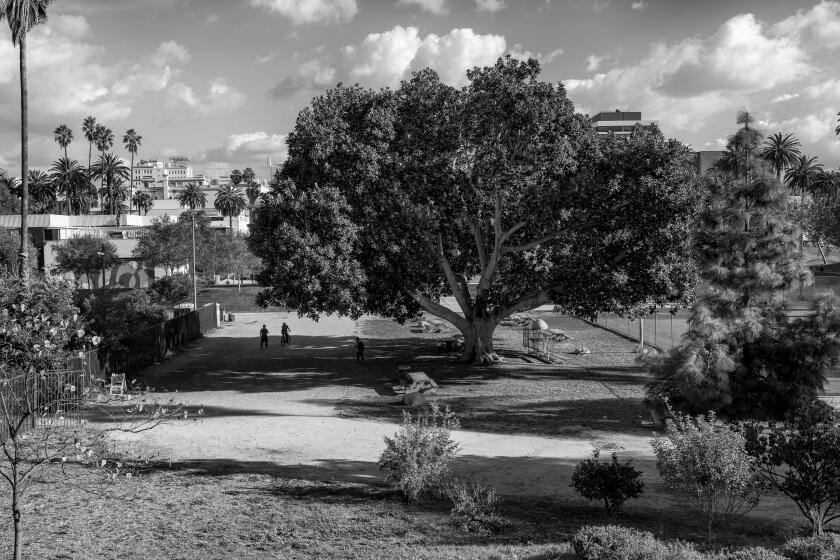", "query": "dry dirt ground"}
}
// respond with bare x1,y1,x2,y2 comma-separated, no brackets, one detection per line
99,311,819,530
2,310,834,558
